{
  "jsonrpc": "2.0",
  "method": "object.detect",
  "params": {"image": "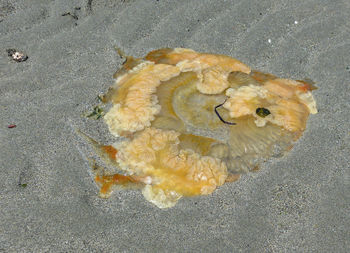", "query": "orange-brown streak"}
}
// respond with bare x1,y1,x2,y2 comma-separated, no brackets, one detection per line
95,173,140,196
101,145,118,160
